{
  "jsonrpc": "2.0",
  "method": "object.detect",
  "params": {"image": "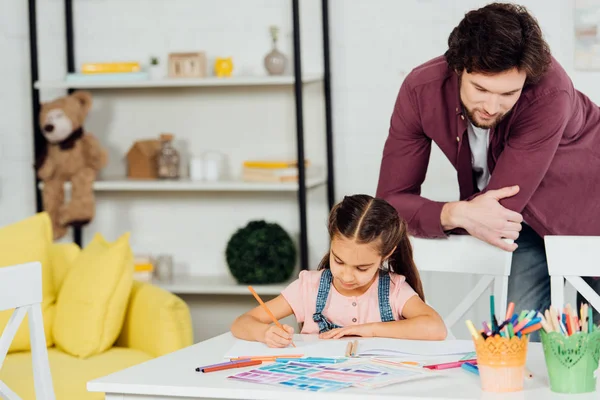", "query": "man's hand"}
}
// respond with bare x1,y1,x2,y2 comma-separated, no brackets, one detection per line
441,185,523,251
